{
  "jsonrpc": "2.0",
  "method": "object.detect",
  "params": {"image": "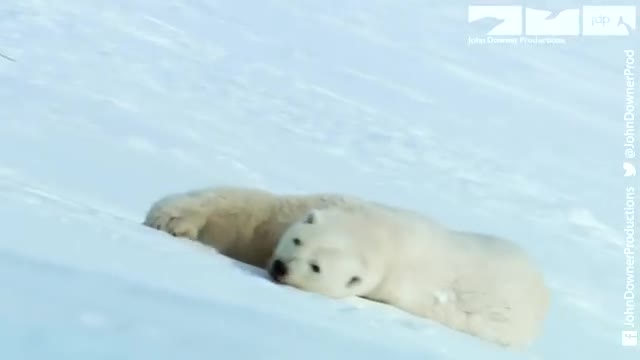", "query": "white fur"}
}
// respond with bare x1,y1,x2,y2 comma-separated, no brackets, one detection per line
143,186,370,267
270,206,550,348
